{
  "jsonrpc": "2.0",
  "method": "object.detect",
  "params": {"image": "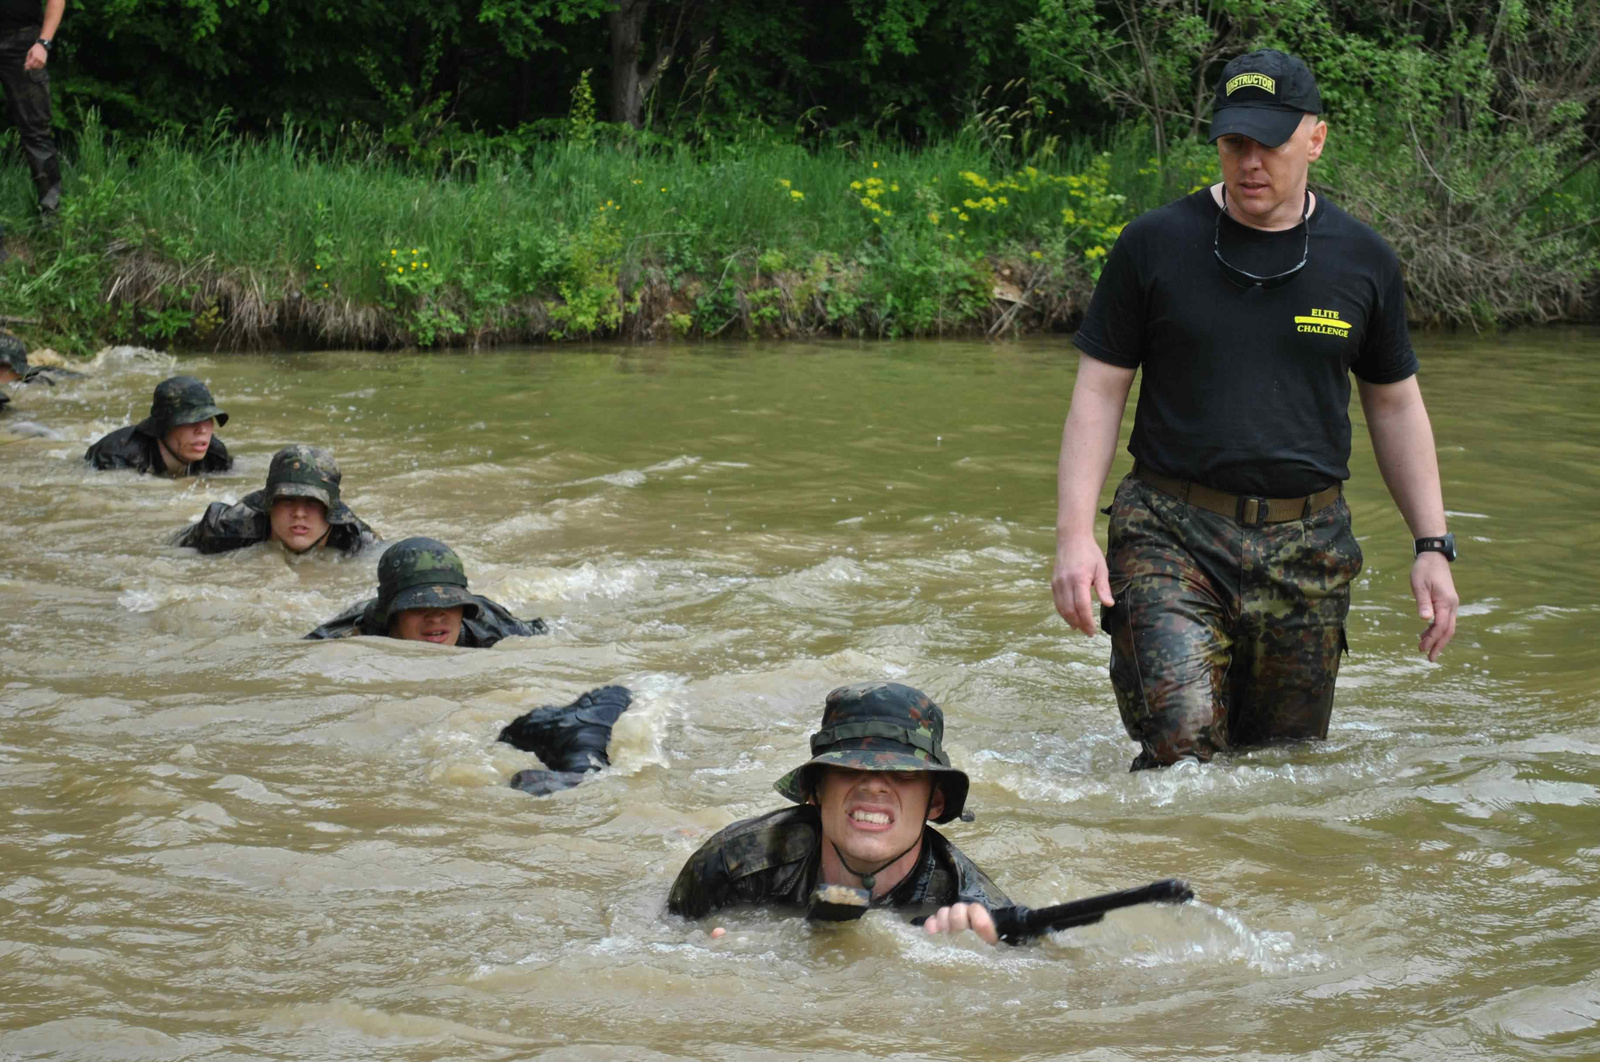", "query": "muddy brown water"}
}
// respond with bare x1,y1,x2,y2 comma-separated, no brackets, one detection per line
2,334,1597,1061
